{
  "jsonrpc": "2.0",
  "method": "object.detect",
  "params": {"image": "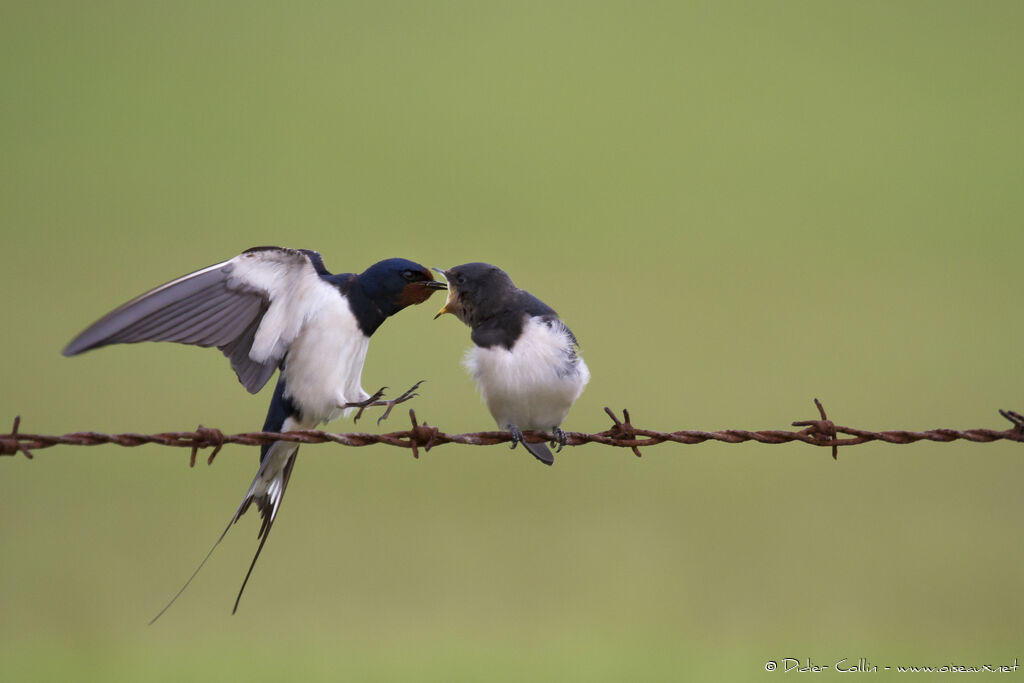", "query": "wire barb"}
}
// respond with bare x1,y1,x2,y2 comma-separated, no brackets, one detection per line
4,401,1024,461
189,426,225,467
603,407,645,457
0,416,34,459
406,410,440,459
999,409,1024,433
792,398,839,460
